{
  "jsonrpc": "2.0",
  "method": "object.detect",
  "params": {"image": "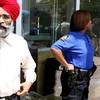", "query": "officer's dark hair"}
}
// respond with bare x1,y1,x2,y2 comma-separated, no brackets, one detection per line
70,10,91,32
